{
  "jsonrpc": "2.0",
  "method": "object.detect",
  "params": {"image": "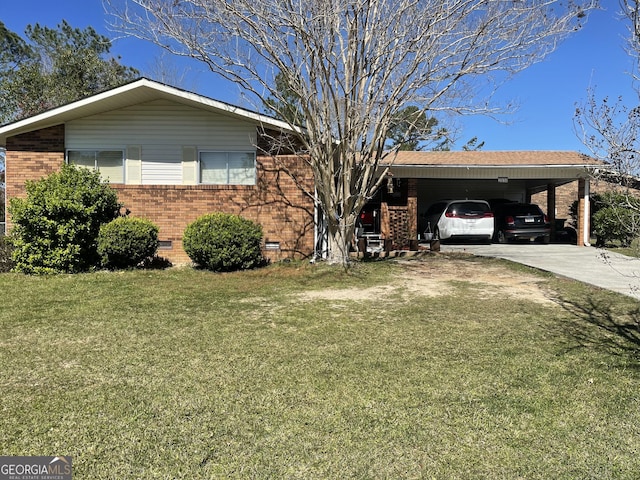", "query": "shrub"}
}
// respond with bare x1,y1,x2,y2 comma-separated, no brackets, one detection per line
183,213,264,272
593,206,638,247
591,192,640,247
98,217,159,269
8,164,122,274
0,236,14,273
570,193,603,231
